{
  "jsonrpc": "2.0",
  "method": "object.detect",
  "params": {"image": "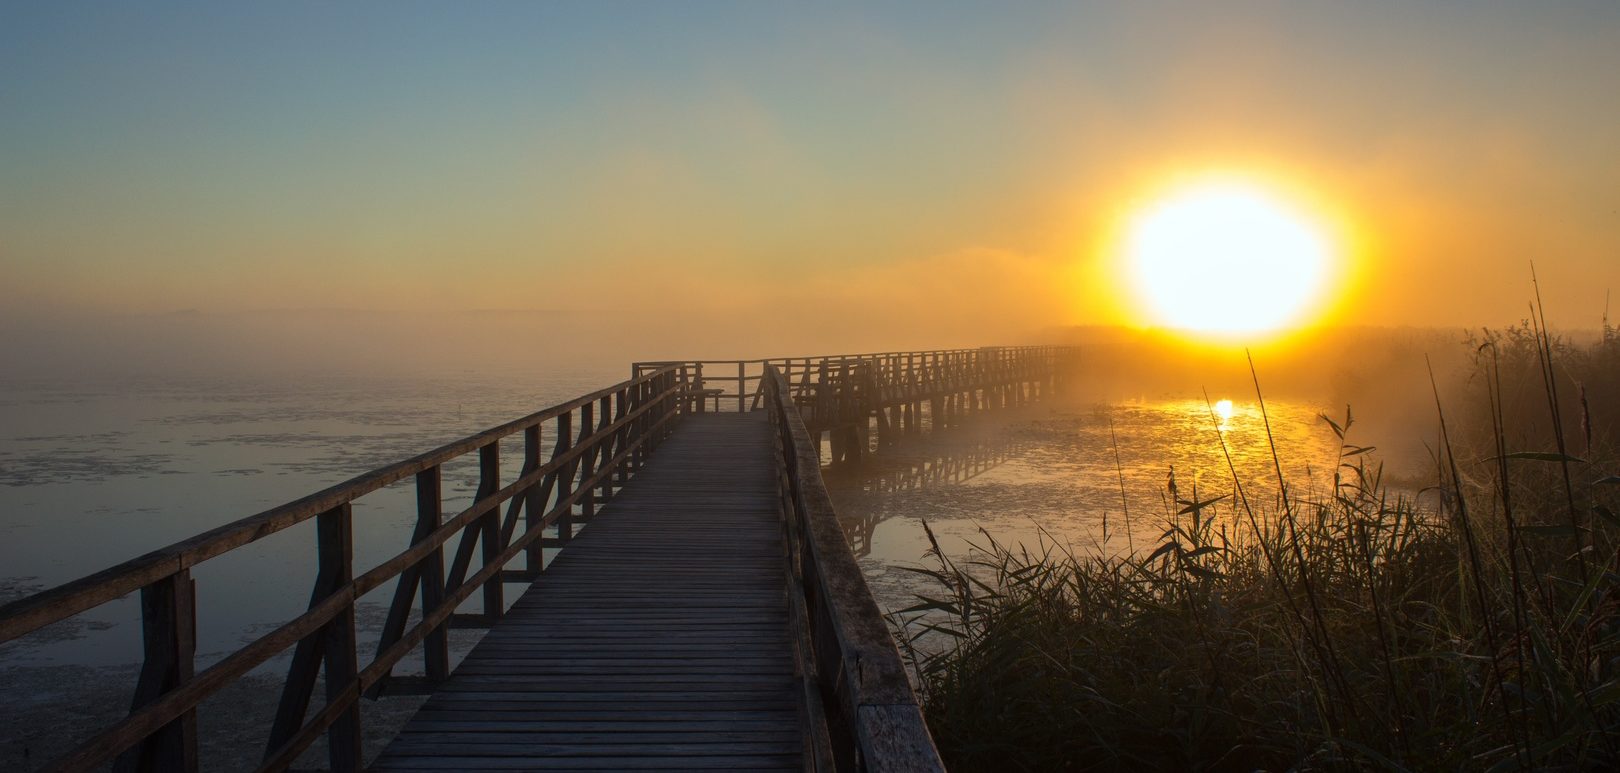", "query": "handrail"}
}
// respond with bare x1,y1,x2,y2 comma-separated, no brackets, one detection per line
636,345,1078,418
0,370,678,642
0,366,688,773
764,365,946,772
633,345,996,367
